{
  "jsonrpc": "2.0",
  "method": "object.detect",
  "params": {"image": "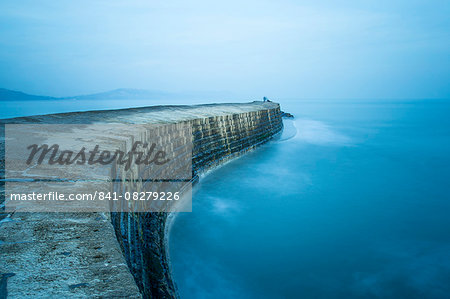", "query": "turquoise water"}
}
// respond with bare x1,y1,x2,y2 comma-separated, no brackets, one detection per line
2,99,449,297
0,98,233,119
169,99,450,298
